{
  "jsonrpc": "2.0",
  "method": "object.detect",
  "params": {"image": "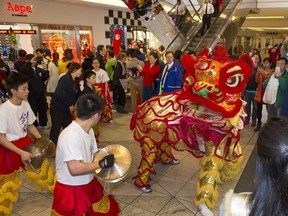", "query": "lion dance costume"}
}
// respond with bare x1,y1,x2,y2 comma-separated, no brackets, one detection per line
130,46,253,209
